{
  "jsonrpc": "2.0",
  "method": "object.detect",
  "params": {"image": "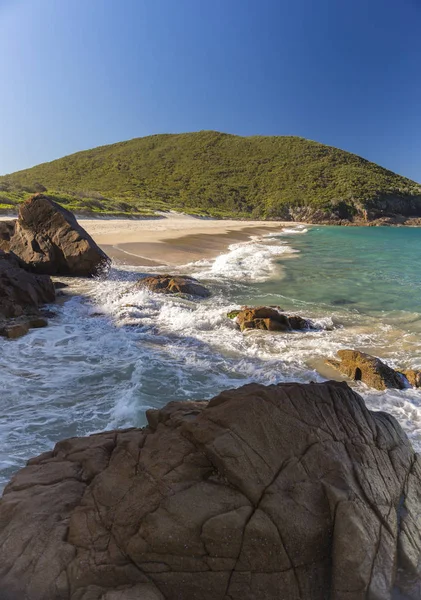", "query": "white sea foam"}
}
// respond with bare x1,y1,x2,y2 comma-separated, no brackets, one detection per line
193,236,297,281
280,226,309,234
